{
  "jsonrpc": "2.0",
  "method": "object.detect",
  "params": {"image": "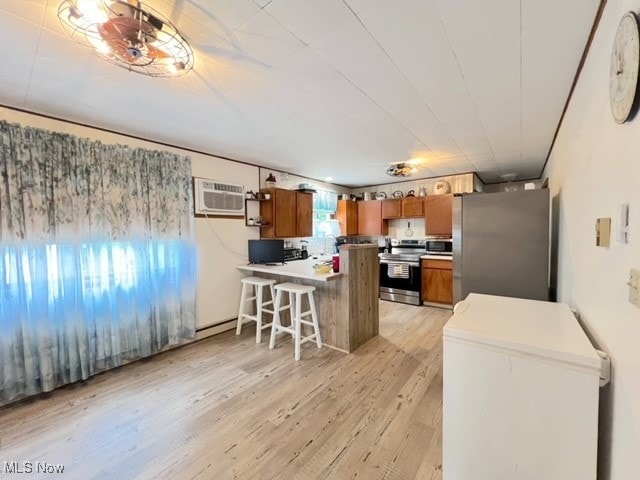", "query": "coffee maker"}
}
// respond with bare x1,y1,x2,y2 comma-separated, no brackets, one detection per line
335,236,354,253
